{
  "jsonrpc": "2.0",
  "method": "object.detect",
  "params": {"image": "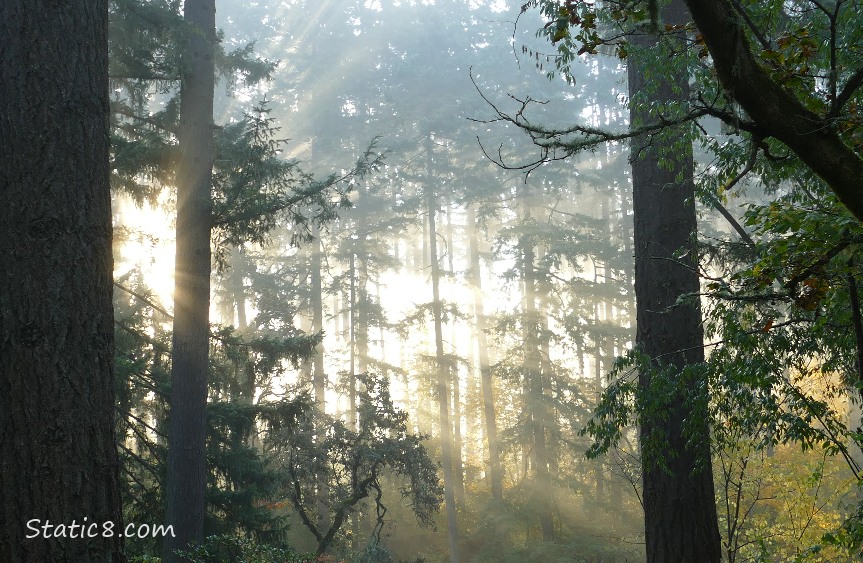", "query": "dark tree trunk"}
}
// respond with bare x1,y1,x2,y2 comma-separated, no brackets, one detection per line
0,2,124,561
163,0,215,559
628,2,721,561
426,135,461,563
